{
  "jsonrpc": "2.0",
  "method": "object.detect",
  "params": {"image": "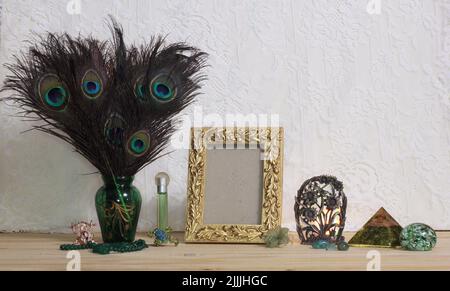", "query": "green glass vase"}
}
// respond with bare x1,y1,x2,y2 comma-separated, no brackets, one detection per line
95,176,142,243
